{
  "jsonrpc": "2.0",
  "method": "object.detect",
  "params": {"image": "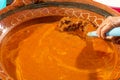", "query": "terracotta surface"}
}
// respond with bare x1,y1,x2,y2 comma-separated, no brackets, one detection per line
0,0,120,80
